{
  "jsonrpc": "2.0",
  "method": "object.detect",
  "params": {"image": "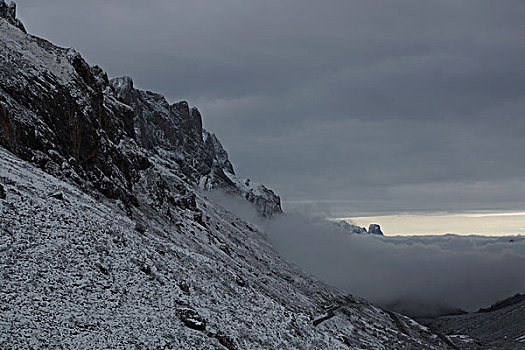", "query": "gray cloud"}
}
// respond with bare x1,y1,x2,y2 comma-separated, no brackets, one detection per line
264,214,525,315
16,0,525,215
211,190,525,317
